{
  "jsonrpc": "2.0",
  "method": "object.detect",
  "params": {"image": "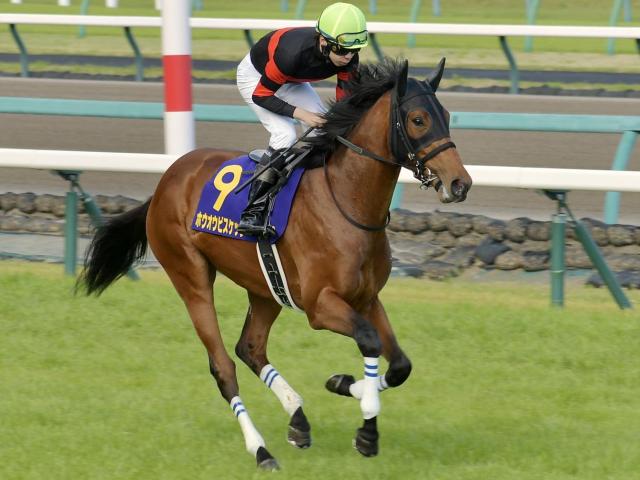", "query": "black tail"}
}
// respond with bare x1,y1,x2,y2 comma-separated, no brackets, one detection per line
77,198,151,296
